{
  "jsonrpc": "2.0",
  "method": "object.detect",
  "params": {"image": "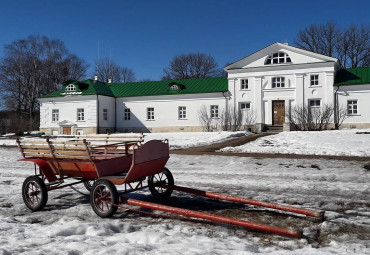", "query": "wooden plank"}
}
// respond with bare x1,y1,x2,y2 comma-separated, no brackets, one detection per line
24,152,53,158
76,134,144,139
50,141,86,145
22,149,51,154
54,155,91,160
19,141,49,145
51,145,88,151
53,150,90,156
20,145,50,149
